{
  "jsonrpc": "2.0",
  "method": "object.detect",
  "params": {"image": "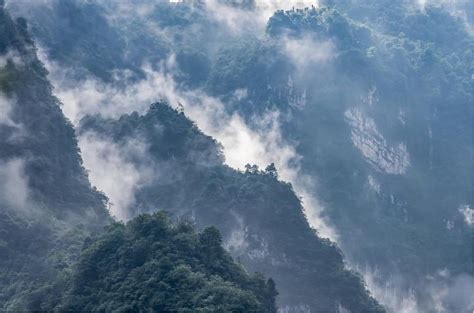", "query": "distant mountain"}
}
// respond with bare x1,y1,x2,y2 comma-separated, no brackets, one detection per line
209,5,474,311
210,5,473,310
